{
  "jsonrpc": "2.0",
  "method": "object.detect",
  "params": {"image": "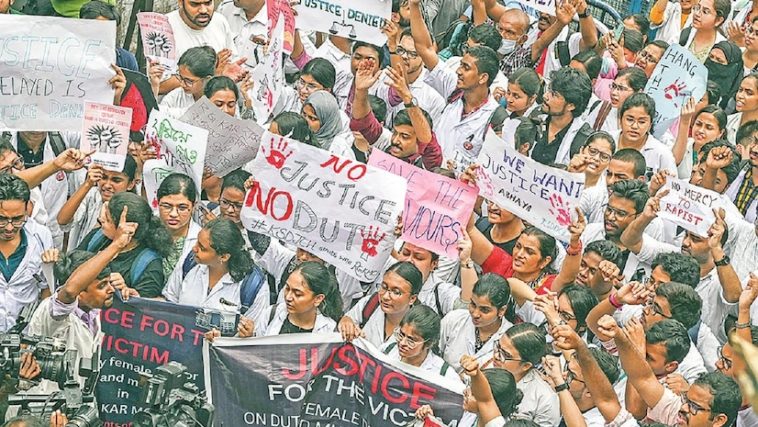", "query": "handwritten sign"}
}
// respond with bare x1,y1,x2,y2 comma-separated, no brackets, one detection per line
644,44,708,138
295,0,391,46
659,178,718,237
506,0,556,16
250,16,285,125
240,132,407,282
0,15,116,131
137,12,177,75
180,97,265,177
267,0,296,54
81,102,131,172
369,150,477,258
477,129,585,242
143,110,208,208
